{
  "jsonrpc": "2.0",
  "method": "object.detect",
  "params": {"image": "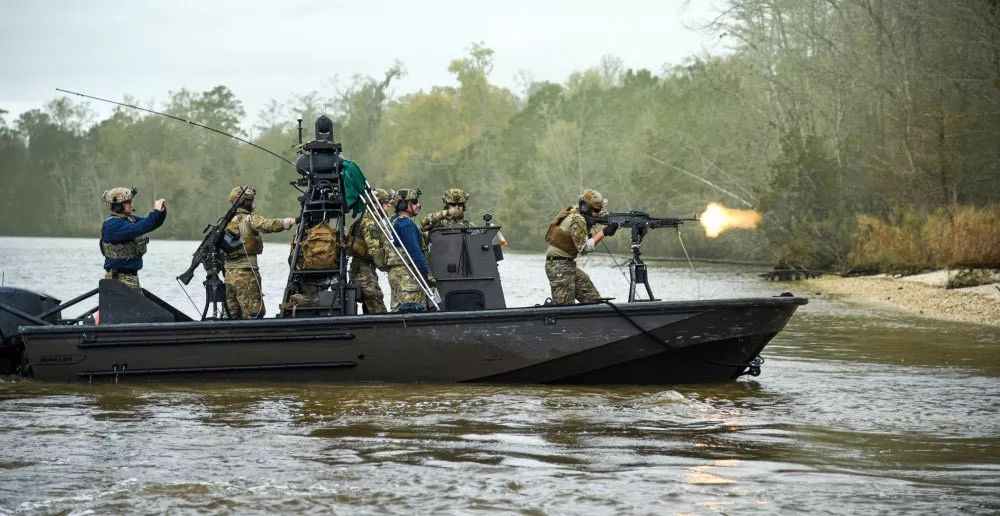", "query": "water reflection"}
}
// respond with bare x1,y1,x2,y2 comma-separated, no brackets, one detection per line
1,237,998,513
